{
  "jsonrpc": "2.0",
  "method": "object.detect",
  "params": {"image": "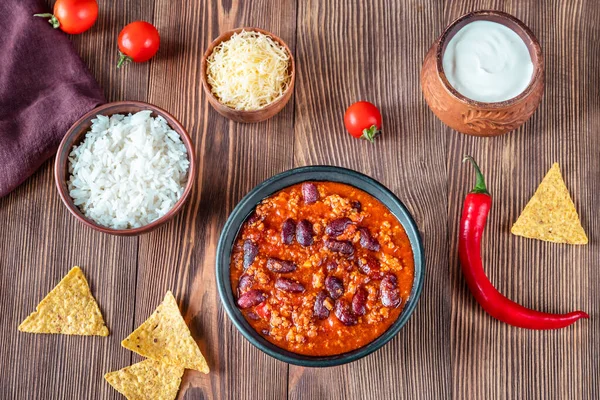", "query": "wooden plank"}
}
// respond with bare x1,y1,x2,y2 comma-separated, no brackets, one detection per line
290,1,451,399
446,1,599,399
0,1,153,399
133,0,296,399
1,0,599,398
